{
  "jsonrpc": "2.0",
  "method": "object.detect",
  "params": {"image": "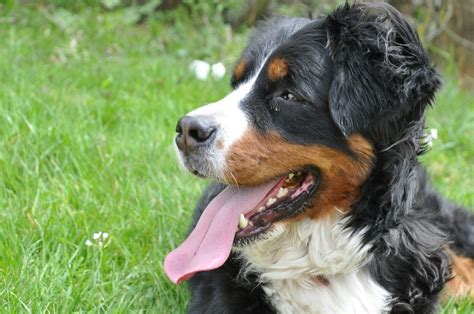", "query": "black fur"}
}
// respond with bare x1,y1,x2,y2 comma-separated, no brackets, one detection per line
326,3,442,136
180,3,473,313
